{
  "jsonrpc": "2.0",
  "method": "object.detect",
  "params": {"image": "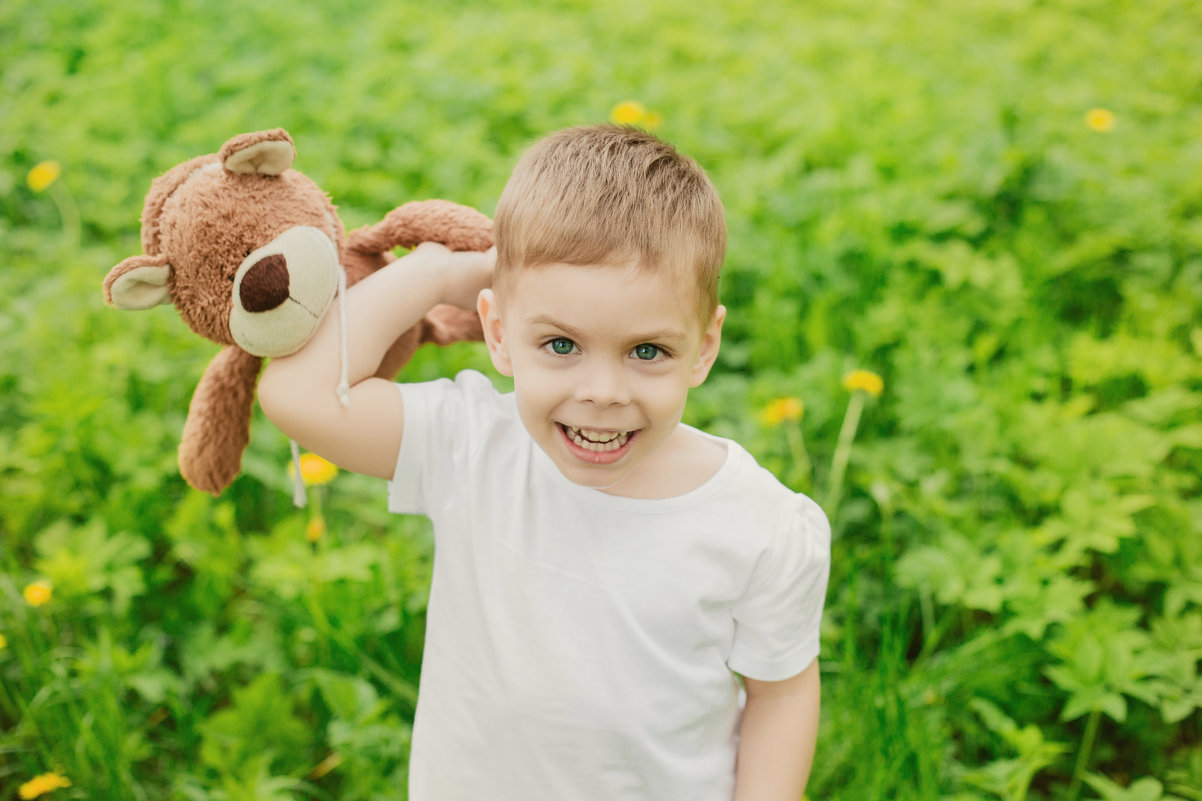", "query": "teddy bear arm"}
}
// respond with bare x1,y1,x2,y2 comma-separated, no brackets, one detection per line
178,346,264,495
348,200,493,256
